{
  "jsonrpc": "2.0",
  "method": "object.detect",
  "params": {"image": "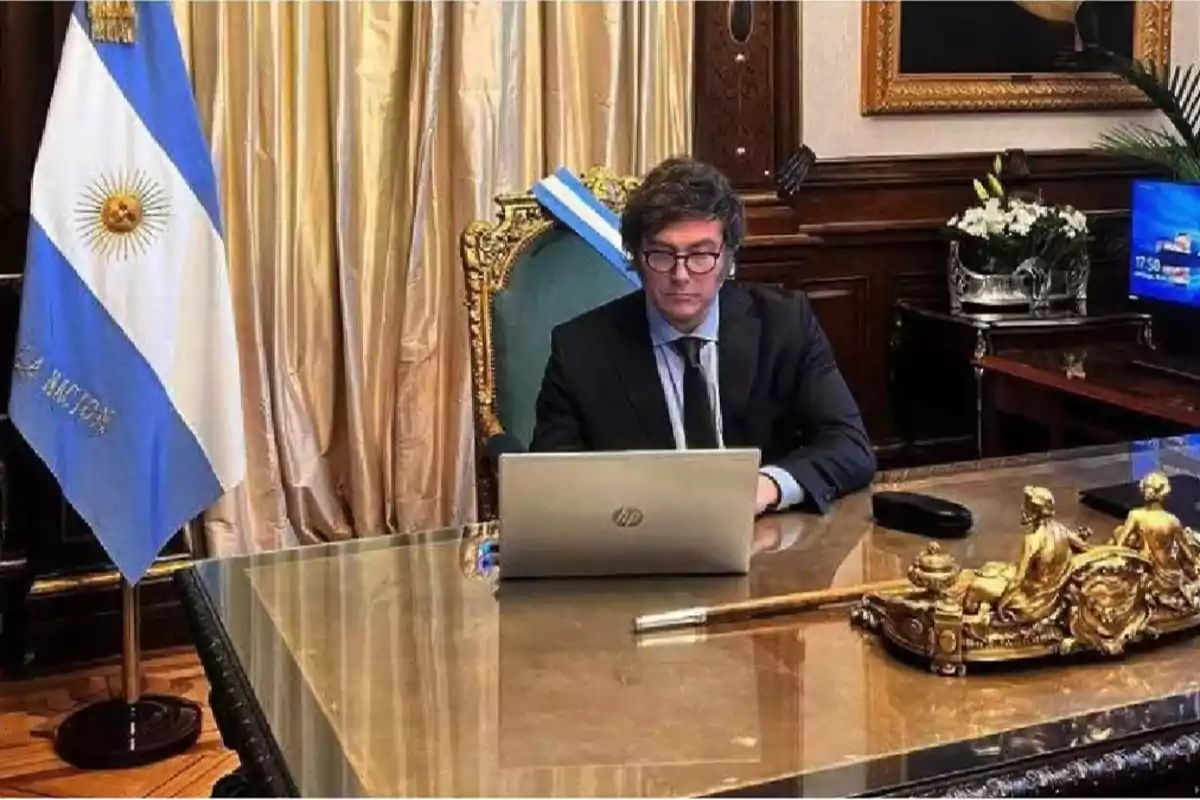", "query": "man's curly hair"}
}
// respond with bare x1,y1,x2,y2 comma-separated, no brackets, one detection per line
620,157,744,259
